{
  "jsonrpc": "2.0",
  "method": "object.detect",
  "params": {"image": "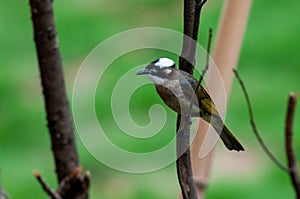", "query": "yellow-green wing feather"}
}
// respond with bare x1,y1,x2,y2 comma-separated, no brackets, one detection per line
196,86,219,115
178,70,219,116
